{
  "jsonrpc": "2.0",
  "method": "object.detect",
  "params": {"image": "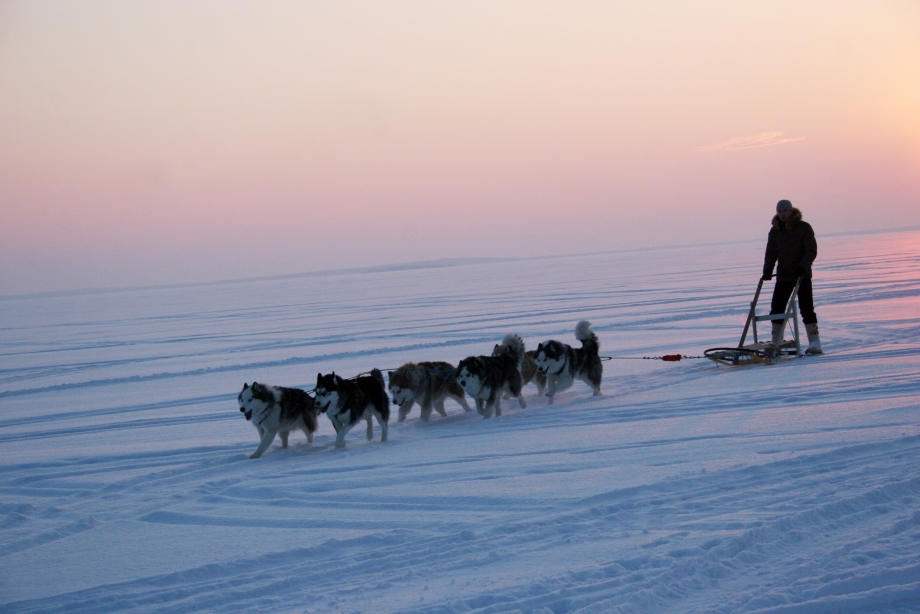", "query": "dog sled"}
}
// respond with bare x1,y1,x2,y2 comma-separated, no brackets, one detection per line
705,277,803,366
